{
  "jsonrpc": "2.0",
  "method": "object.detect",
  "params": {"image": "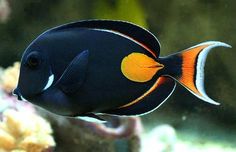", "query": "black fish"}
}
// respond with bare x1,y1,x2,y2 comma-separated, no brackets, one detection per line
13,20,231,122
